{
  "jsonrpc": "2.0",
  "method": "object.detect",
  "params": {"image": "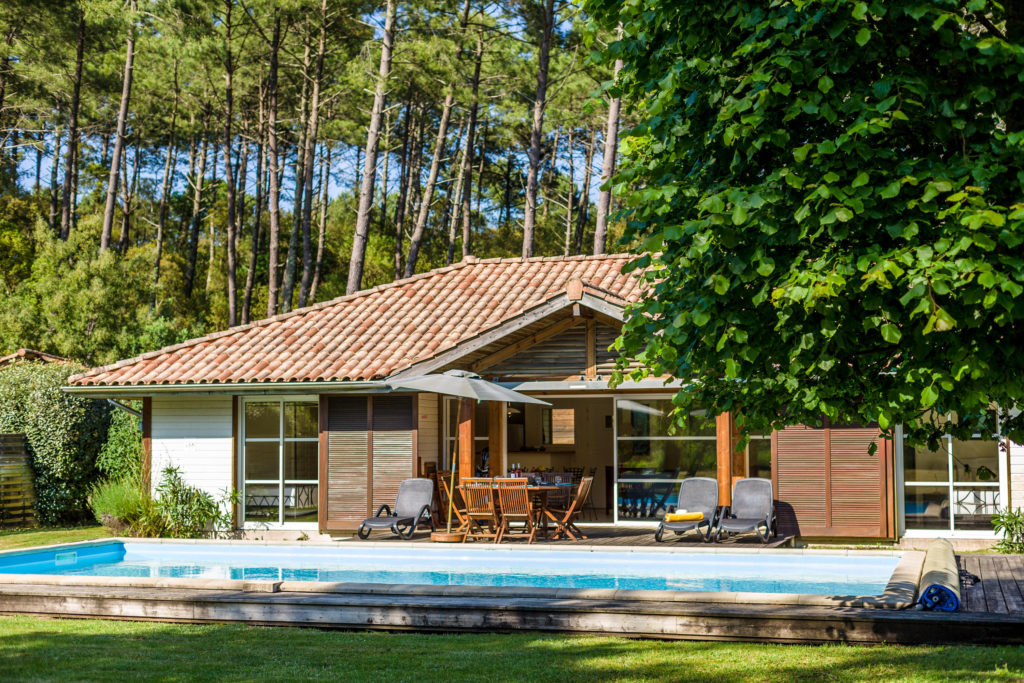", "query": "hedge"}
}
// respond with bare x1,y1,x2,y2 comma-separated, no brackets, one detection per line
0,361,112,524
